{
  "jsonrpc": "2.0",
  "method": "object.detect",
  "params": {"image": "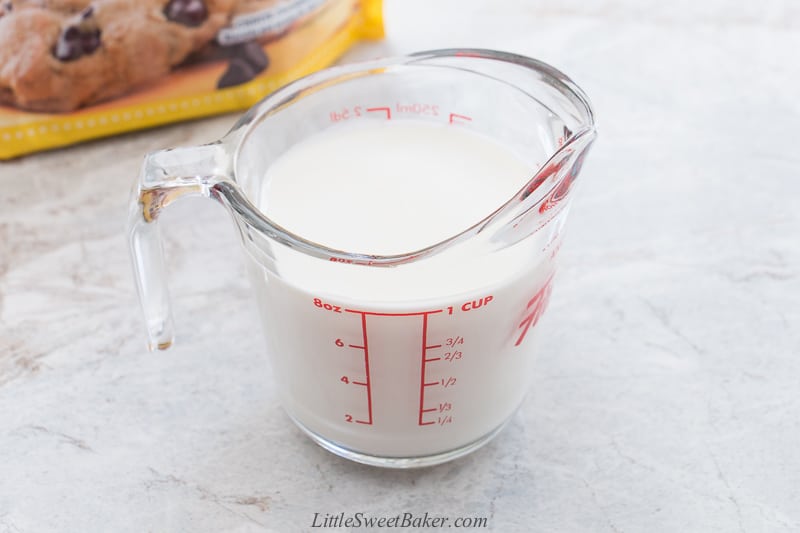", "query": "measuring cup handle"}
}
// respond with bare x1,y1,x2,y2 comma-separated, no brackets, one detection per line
127,143,231,351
